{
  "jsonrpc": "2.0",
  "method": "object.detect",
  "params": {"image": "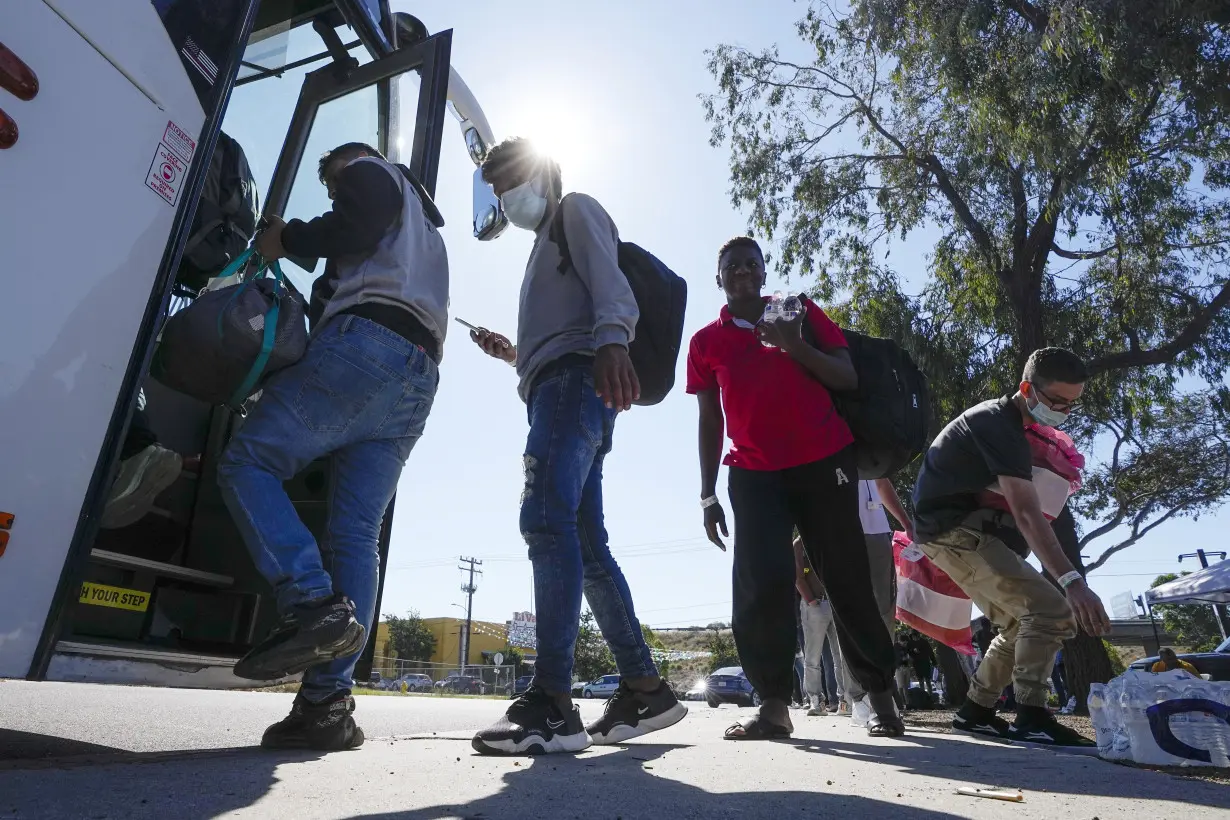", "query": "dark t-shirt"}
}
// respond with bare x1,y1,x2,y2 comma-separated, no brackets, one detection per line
912,397,1033,541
